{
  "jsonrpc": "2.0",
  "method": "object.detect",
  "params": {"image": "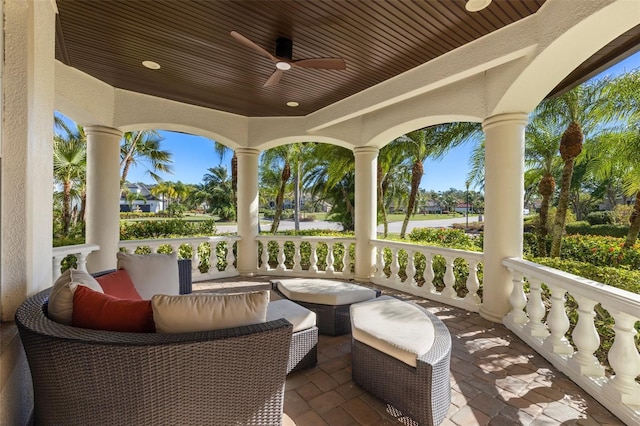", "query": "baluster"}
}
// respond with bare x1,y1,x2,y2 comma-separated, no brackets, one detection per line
405,249,416,287
191,243,201,273
464,259,481,306
342,243,350,274
276,241,286,272
375,246,386,279
601,308,640,405
225,240,236,272
52,256,63,281
76,252,89,273
543,284,573,355
292,241,302,272
506,268,528,325
390,248,401,285
567,296,604,377
424,253,435,292
524,277,549,338
259,240,270,272
309,242,318,273
441,256,457,299
326,242,335,275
